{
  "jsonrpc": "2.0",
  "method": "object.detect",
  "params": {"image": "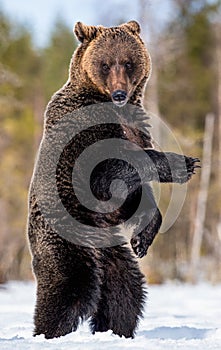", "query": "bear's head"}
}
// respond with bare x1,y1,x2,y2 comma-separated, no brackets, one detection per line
73,21,152,107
